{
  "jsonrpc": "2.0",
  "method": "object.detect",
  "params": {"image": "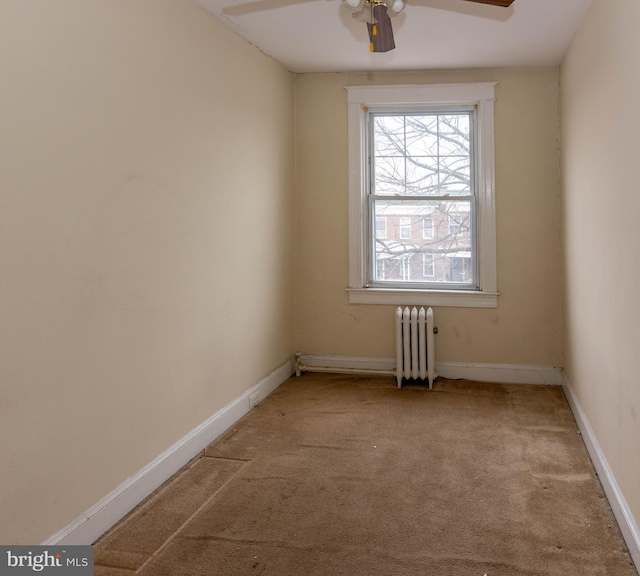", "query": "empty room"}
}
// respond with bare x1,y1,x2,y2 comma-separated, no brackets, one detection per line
1,0,639,574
